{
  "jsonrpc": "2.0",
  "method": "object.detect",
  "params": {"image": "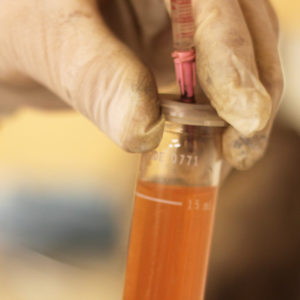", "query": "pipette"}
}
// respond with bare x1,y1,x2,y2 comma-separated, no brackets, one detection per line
171,0,196,102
